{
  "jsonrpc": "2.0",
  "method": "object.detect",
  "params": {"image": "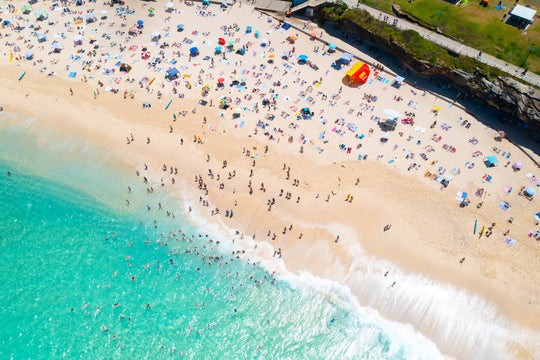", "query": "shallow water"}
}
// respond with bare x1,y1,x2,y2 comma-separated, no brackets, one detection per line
0,113,446,359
